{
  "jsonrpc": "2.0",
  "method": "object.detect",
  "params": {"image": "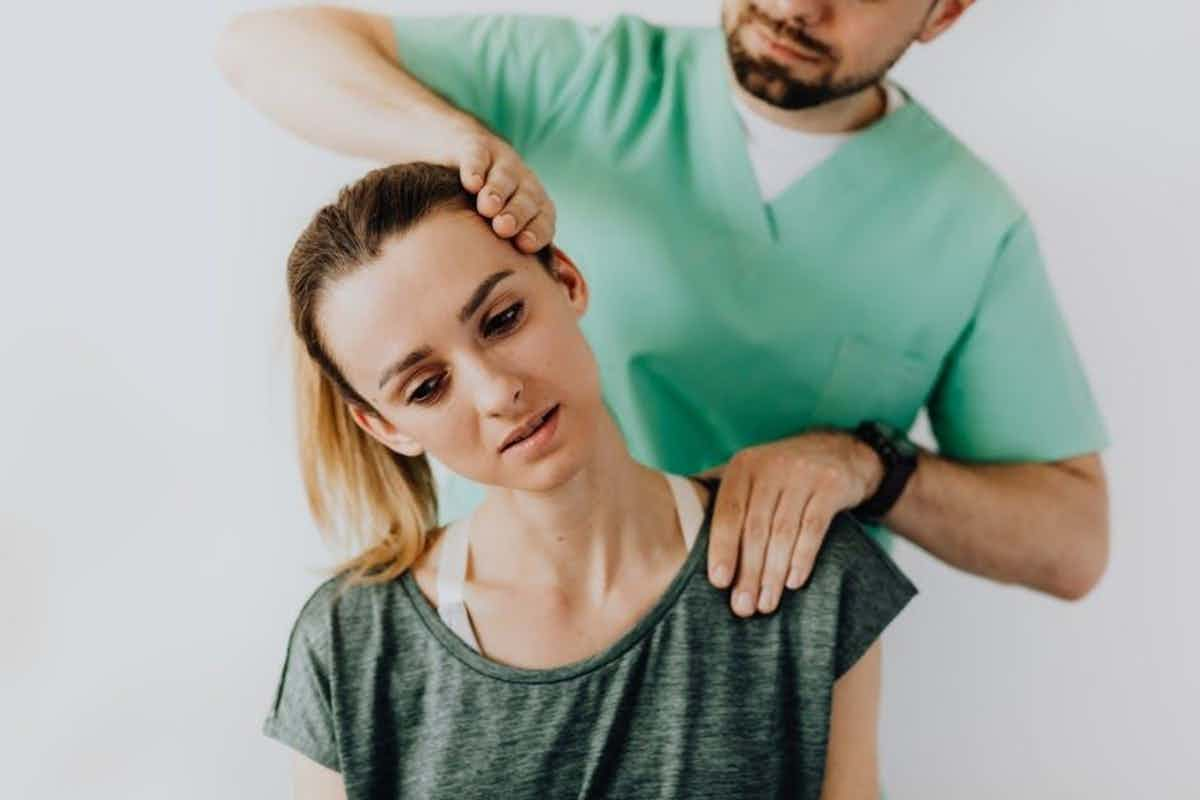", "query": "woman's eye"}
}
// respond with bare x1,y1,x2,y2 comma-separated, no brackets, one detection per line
408,373,445,405
483,301,524,338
